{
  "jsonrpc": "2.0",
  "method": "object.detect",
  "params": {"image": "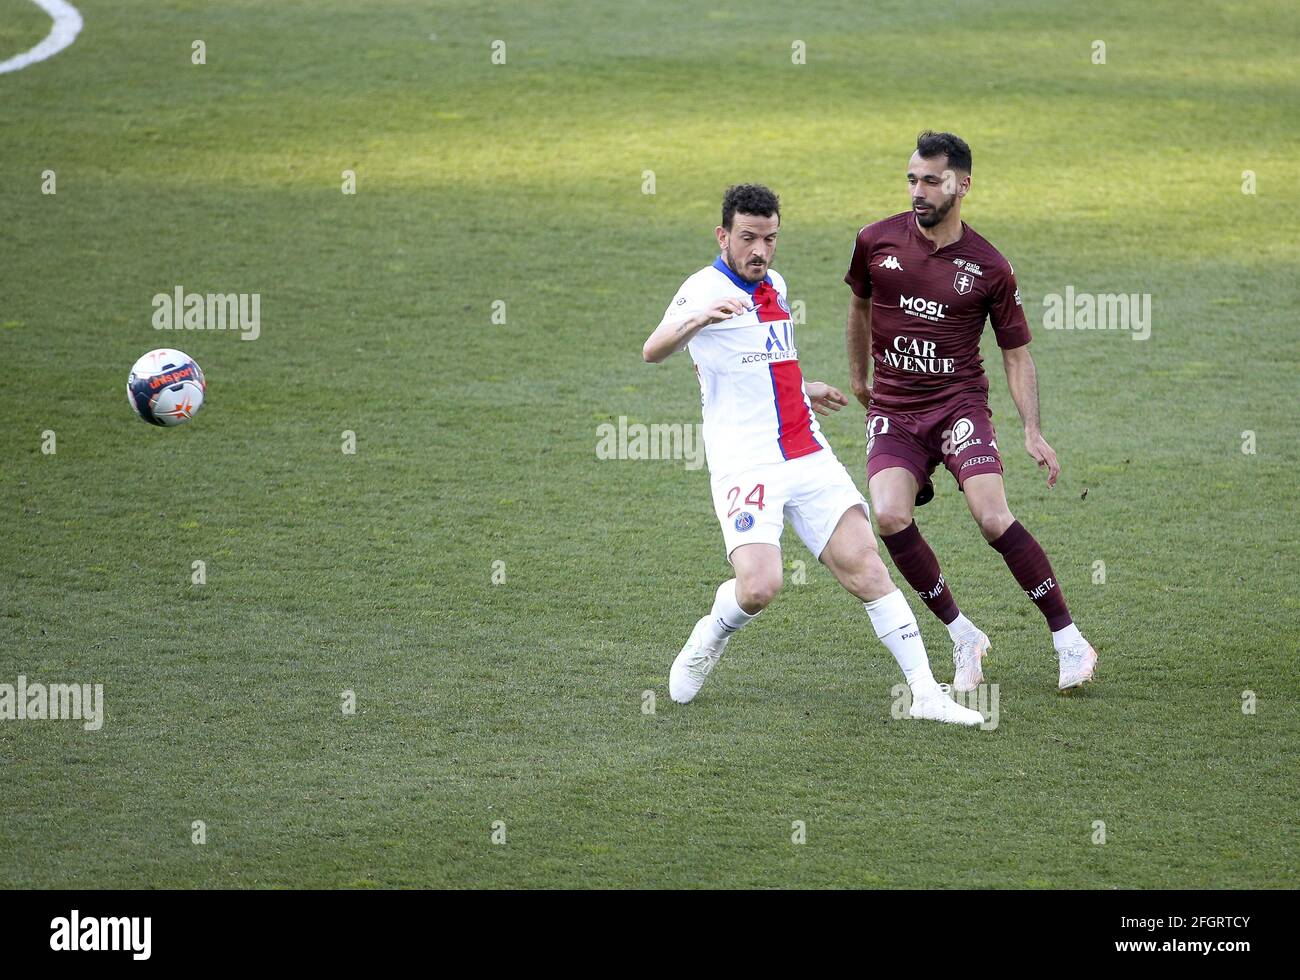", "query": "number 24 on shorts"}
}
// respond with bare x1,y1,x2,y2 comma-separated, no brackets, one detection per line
725,483,766,516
